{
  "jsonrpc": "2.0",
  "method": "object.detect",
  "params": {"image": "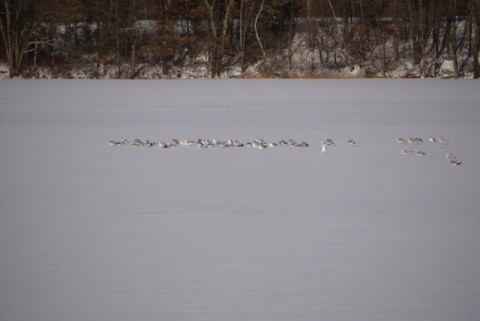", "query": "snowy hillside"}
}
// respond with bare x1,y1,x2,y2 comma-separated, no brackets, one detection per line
1,80,480,321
